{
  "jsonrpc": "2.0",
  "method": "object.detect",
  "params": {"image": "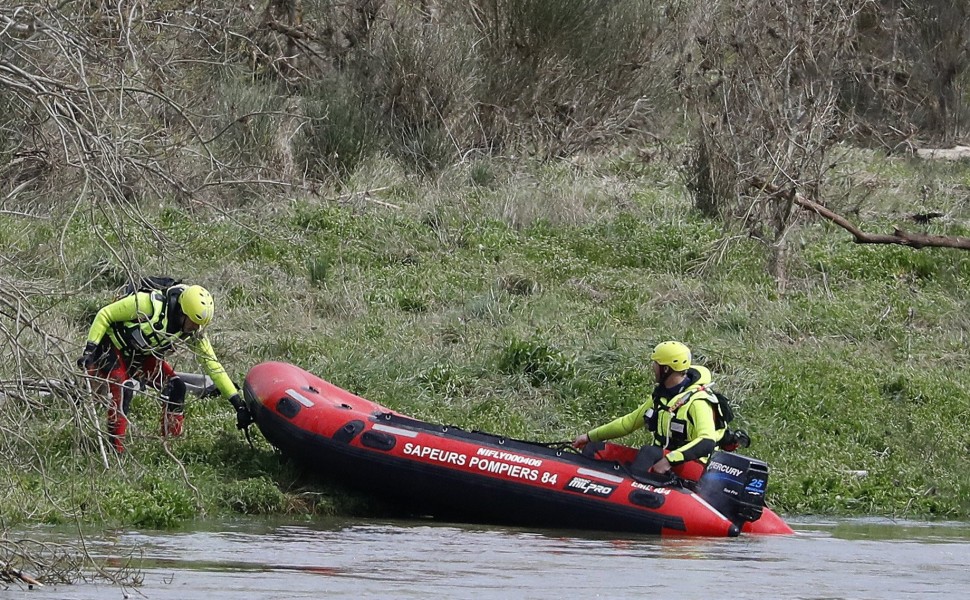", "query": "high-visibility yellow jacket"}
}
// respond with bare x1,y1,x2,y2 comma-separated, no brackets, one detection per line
587,366,720,465
85,288,238,400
